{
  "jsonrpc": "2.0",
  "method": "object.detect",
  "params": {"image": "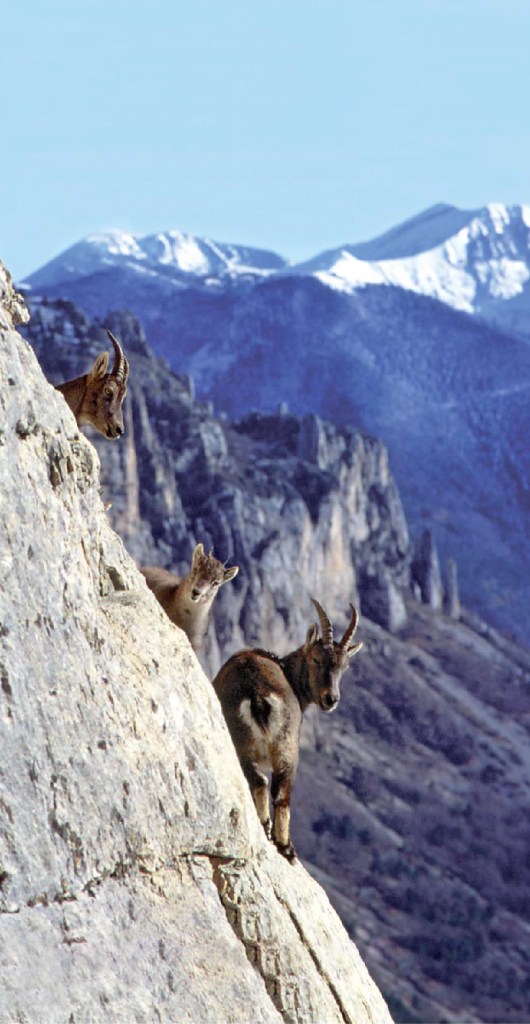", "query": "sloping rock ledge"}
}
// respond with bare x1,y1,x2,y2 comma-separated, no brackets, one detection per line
0,262,392,1023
